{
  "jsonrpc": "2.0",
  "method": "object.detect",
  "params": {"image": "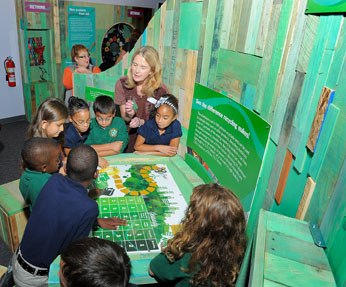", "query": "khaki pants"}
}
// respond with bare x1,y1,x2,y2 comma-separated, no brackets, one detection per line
12,249,48,287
